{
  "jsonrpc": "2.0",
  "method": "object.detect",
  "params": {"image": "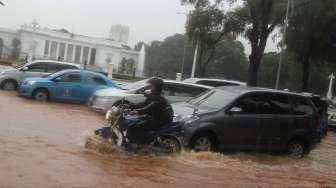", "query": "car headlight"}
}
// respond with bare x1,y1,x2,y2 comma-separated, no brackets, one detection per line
27,80,36,85
174,114,200,124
